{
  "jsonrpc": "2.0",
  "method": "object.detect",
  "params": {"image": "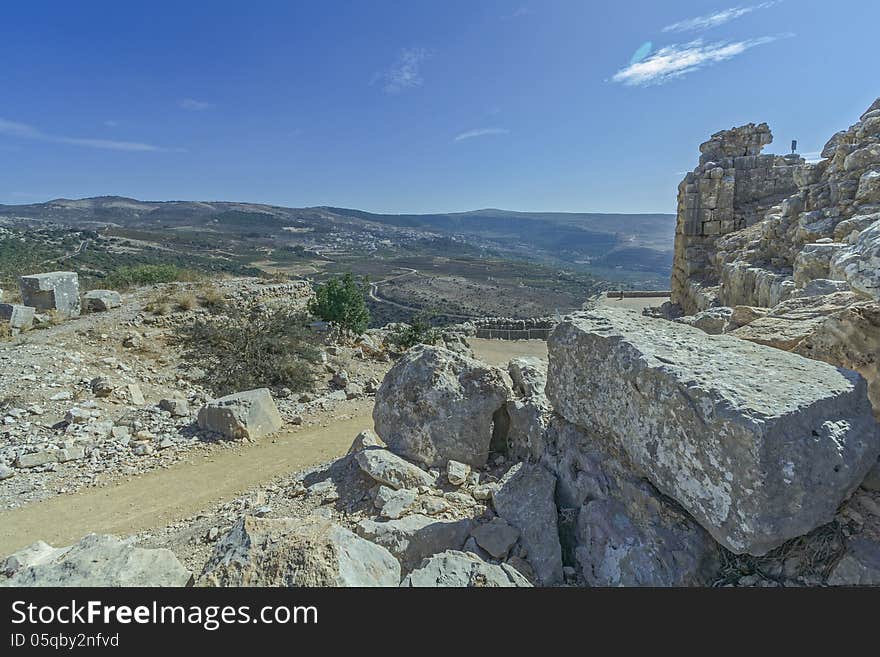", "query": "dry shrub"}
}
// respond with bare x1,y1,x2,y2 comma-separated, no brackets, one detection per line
172,303,320,396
